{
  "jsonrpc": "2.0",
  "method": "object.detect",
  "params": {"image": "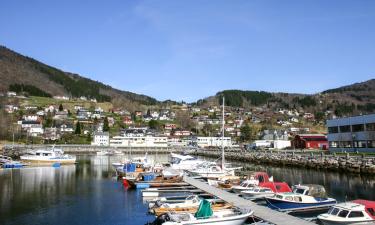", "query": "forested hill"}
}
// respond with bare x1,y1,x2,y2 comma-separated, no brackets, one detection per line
197,79,375,117
0,46,158,107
